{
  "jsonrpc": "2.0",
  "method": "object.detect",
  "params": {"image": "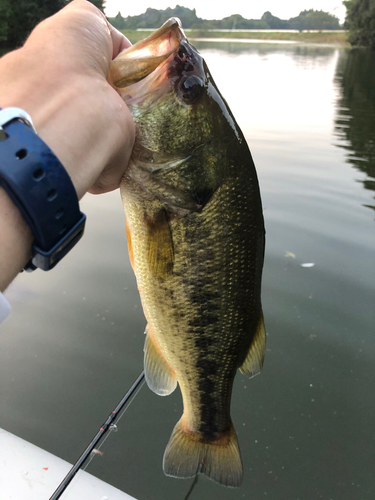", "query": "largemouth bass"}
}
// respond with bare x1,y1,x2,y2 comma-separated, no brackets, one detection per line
109,18,266,487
